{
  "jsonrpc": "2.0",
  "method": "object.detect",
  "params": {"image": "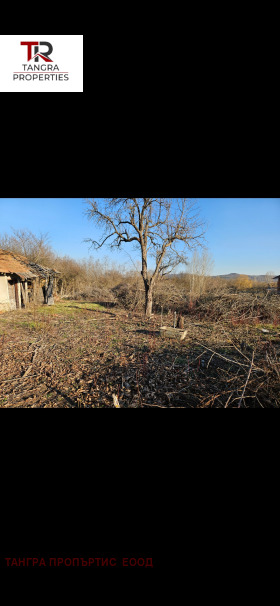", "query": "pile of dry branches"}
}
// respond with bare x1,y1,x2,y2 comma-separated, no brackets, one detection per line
185,291,280,324
111,278,189,312
112,281,145,310
183,336,280,407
